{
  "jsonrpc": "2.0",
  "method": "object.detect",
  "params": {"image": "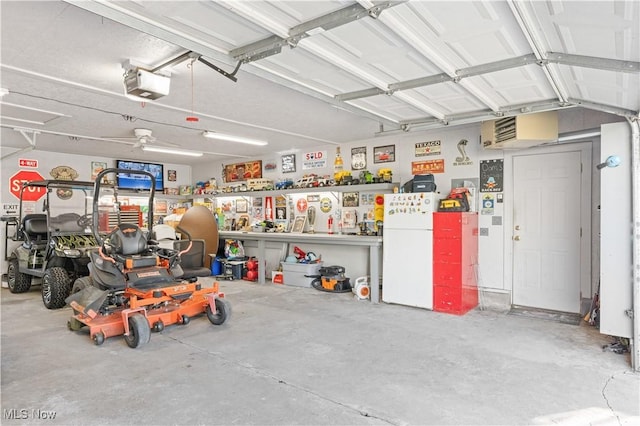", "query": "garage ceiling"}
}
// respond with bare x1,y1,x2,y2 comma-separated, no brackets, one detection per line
1,1,638,165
